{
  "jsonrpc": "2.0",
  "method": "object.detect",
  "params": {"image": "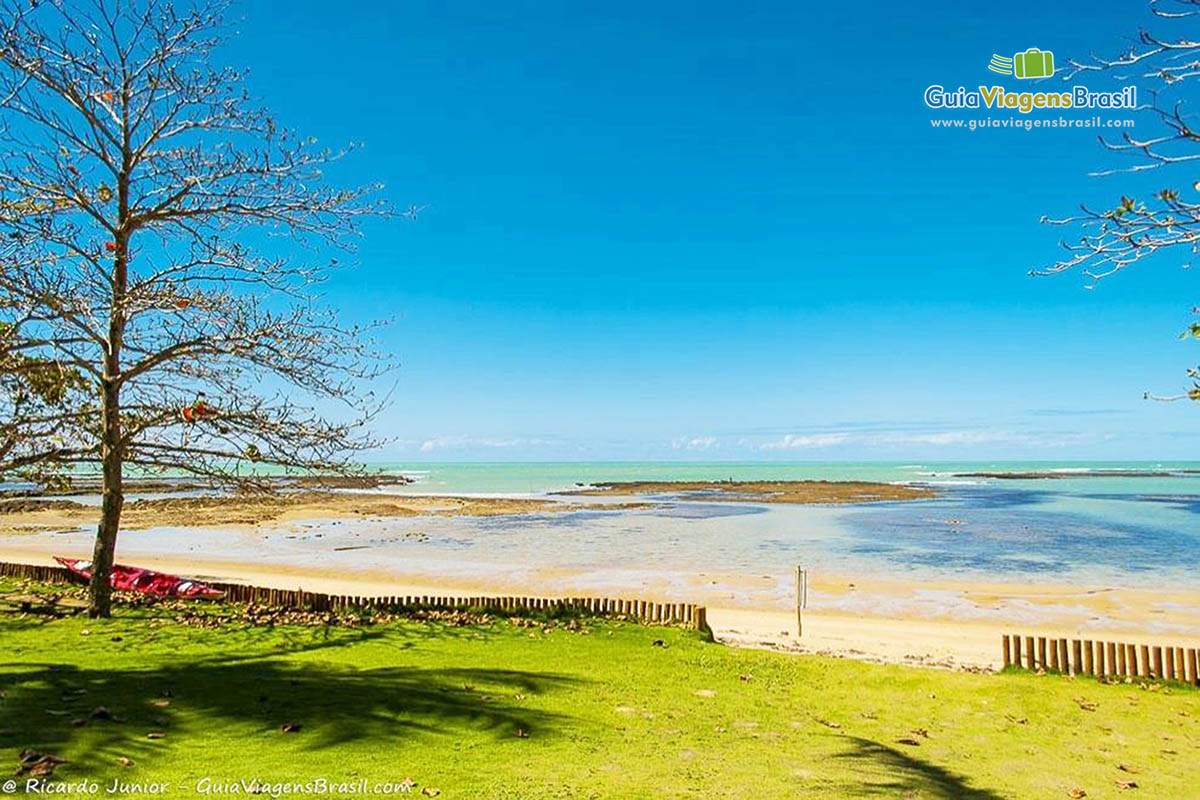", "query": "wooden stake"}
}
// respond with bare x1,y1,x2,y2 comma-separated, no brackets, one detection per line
795,565,803,638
